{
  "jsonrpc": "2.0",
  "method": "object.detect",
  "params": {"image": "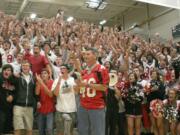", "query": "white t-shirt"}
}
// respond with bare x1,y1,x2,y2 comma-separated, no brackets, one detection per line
22,73,31,84
52,64,61,79
143,59,156,79
51,76,76,113
41,50,57,63
0,48,16,65
11,61,21,74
